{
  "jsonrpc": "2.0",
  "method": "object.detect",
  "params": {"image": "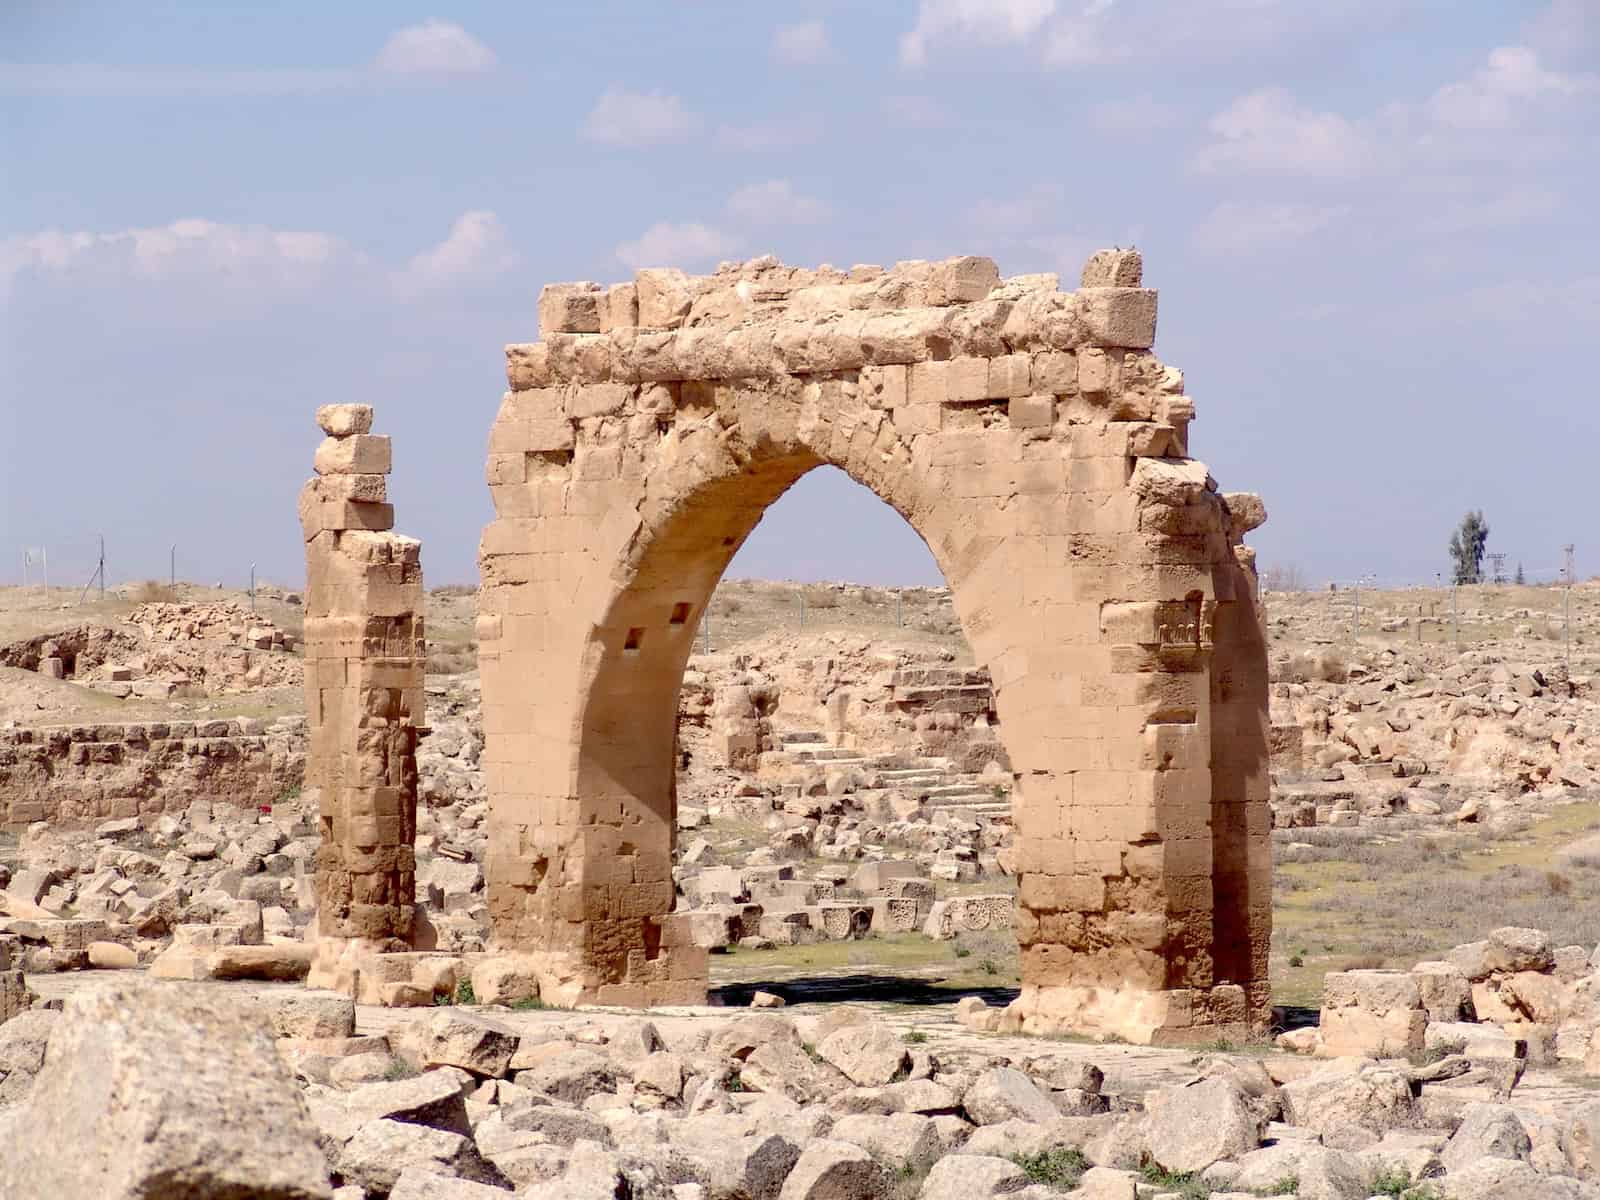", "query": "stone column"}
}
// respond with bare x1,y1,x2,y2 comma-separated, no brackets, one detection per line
298,404,425,994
